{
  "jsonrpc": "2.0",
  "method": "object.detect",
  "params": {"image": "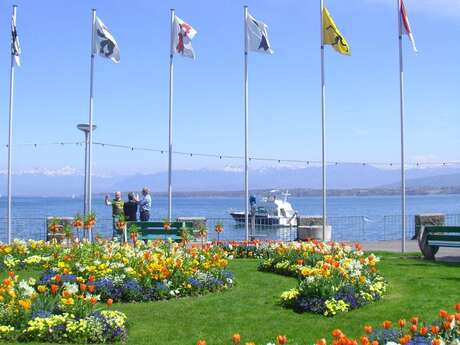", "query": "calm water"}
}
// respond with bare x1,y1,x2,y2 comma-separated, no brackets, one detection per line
0,194,459,242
